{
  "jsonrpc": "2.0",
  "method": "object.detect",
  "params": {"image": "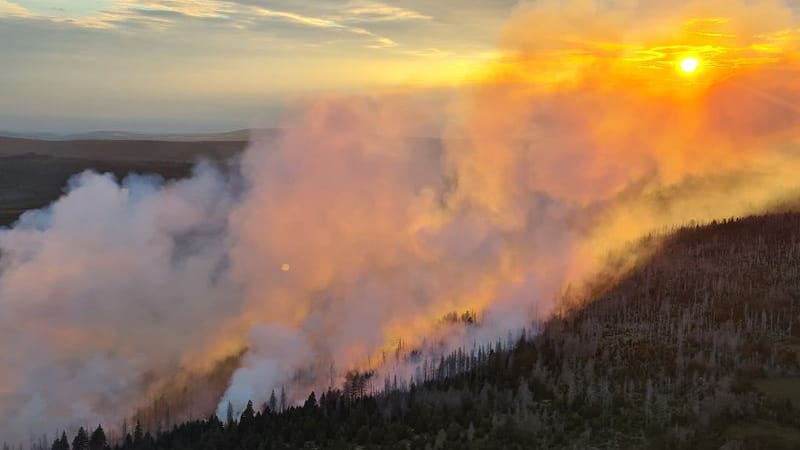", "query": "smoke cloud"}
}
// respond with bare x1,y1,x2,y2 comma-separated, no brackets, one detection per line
3,0,800,442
